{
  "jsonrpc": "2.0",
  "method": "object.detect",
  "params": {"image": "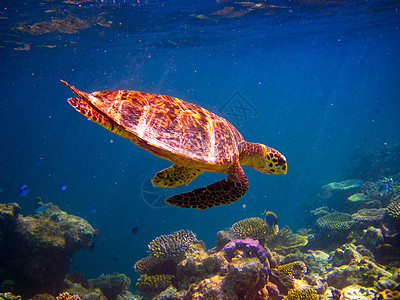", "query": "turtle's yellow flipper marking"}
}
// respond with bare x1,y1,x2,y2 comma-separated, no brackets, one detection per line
152,164,203,188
